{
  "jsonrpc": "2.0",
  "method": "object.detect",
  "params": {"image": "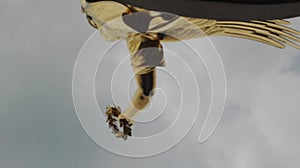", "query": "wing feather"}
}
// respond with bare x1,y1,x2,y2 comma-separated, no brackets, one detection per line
200,19,300,49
